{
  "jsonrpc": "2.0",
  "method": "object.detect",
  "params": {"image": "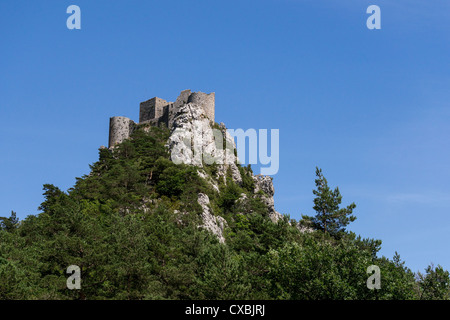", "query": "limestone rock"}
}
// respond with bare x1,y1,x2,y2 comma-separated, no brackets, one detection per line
253,175,283,223
197,169,220,193
166,101,242,185
108,90,287,233
198,193,227,243
296,223,314,233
